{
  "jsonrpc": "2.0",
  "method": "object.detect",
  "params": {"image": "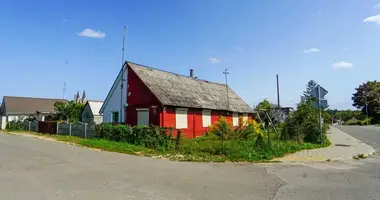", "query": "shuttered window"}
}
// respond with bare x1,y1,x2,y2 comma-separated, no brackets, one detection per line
232,113,239,126
242,113,248,123
175,108,188,129
202,110,211,127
